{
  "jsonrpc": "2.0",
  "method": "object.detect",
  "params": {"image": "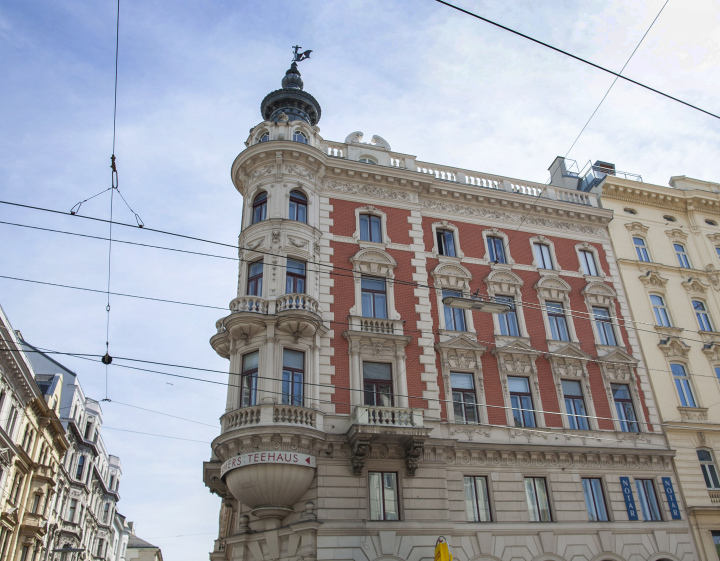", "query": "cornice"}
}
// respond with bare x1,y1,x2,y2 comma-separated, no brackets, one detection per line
603,178,720,217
